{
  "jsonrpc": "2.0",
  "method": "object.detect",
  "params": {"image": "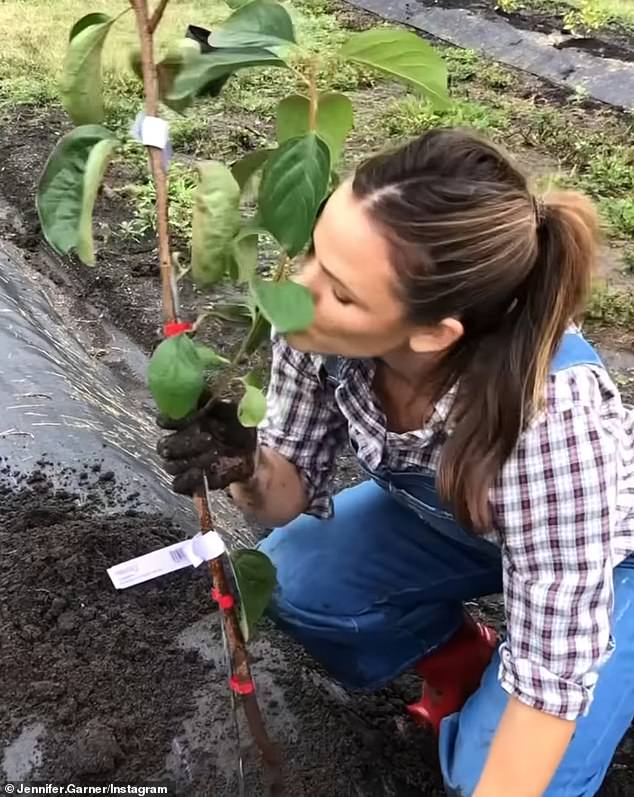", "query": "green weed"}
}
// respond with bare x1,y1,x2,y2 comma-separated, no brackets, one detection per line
382,97,511,140
118,159,197,242
587,284,634,328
